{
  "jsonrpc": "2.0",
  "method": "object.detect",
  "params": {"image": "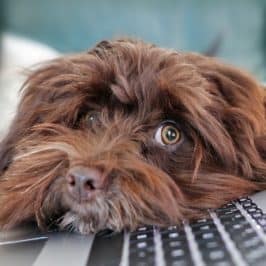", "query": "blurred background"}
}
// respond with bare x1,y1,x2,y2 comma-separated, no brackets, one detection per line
0,0,266,134
1,0,266,79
